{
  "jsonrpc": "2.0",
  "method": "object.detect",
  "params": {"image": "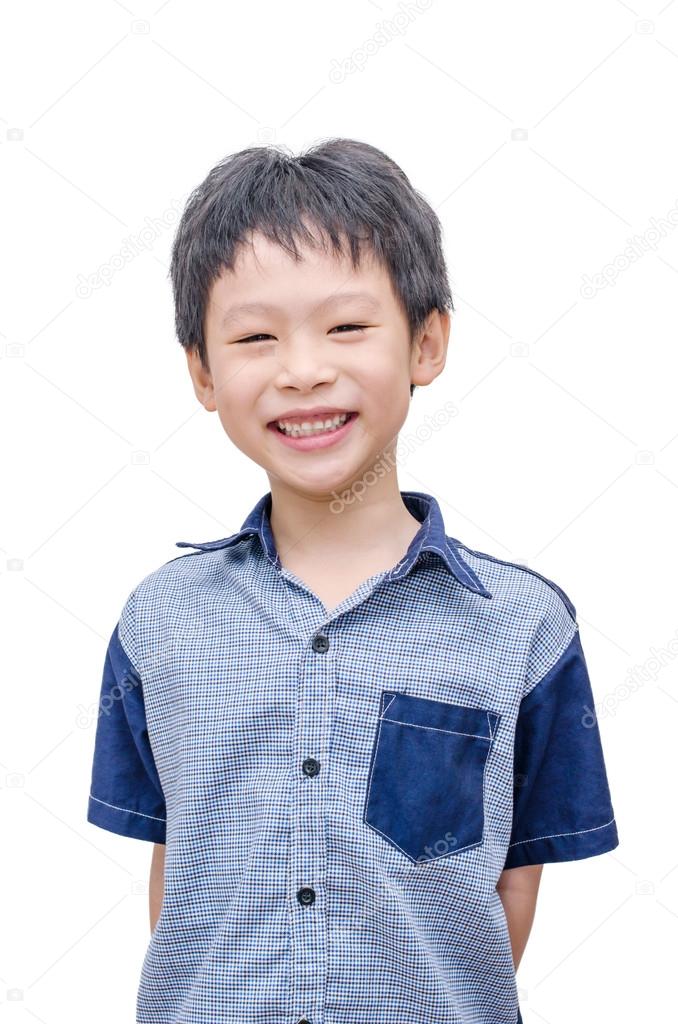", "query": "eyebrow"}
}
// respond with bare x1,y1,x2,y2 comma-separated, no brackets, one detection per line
218,291,382,330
